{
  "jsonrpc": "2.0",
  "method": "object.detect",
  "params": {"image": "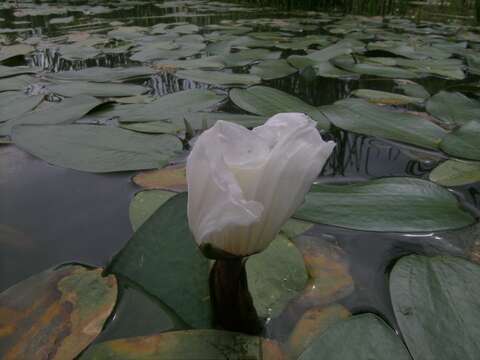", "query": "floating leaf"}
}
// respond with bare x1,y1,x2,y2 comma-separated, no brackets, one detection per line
48,67,157,82
118,89,225,123
176,69,261,87
298,314,411,360
0,265,117,360
288,305,351,358
320,98,446,150
332,55,419,79
426,91,480,128
351,89,424,106
0,91,43,123
393,79,430,99
440,121,480,161
246,234,308,319
249,59,297,80
12,125,181,173
49,81,148,97
429,159,480,186
109,193,211,328
0,44,34,62
221,49,280,67
230,86,330,130
294,177,475,232
0,75,36,92
390,255,480,360
0,65,38,78
81,330,285,360
133,164,187,191
129,190,176,231
0,95,102,136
